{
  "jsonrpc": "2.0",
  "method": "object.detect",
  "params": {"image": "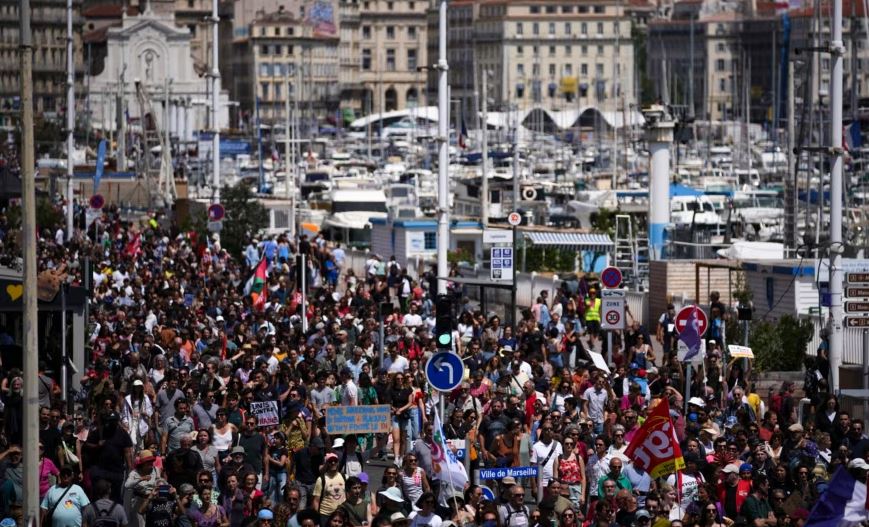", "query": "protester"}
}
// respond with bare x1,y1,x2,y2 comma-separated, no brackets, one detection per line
0,202,855,527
